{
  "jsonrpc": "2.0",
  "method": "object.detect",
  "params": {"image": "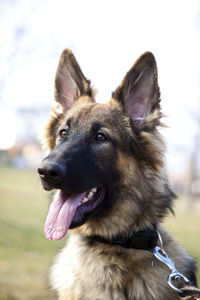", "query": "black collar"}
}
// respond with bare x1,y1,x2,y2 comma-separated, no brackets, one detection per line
87,225,158,251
